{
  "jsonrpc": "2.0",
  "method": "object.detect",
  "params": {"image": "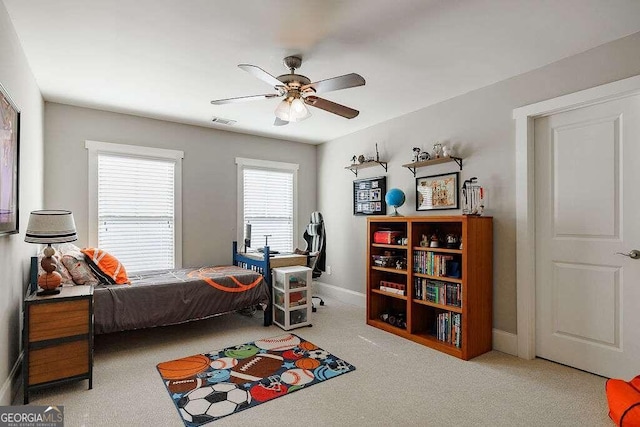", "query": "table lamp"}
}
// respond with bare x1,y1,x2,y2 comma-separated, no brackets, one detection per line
25,210,77,295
